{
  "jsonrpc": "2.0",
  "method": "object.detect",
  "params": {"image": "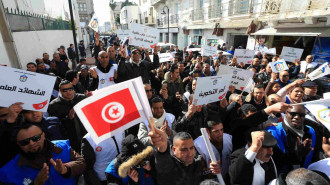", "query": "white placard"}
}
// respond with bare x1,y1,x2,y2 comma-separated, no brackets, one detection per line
263,48,276,55
202,45,218,58
0,66,56,112
308,62,330,81
281,46,304,62
149,53,173,63
305,102,330,132
217,65,255,91
270,59,289,73
129,23,160,49
117,29,130,40
193,75,231,106
233,49,255,64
